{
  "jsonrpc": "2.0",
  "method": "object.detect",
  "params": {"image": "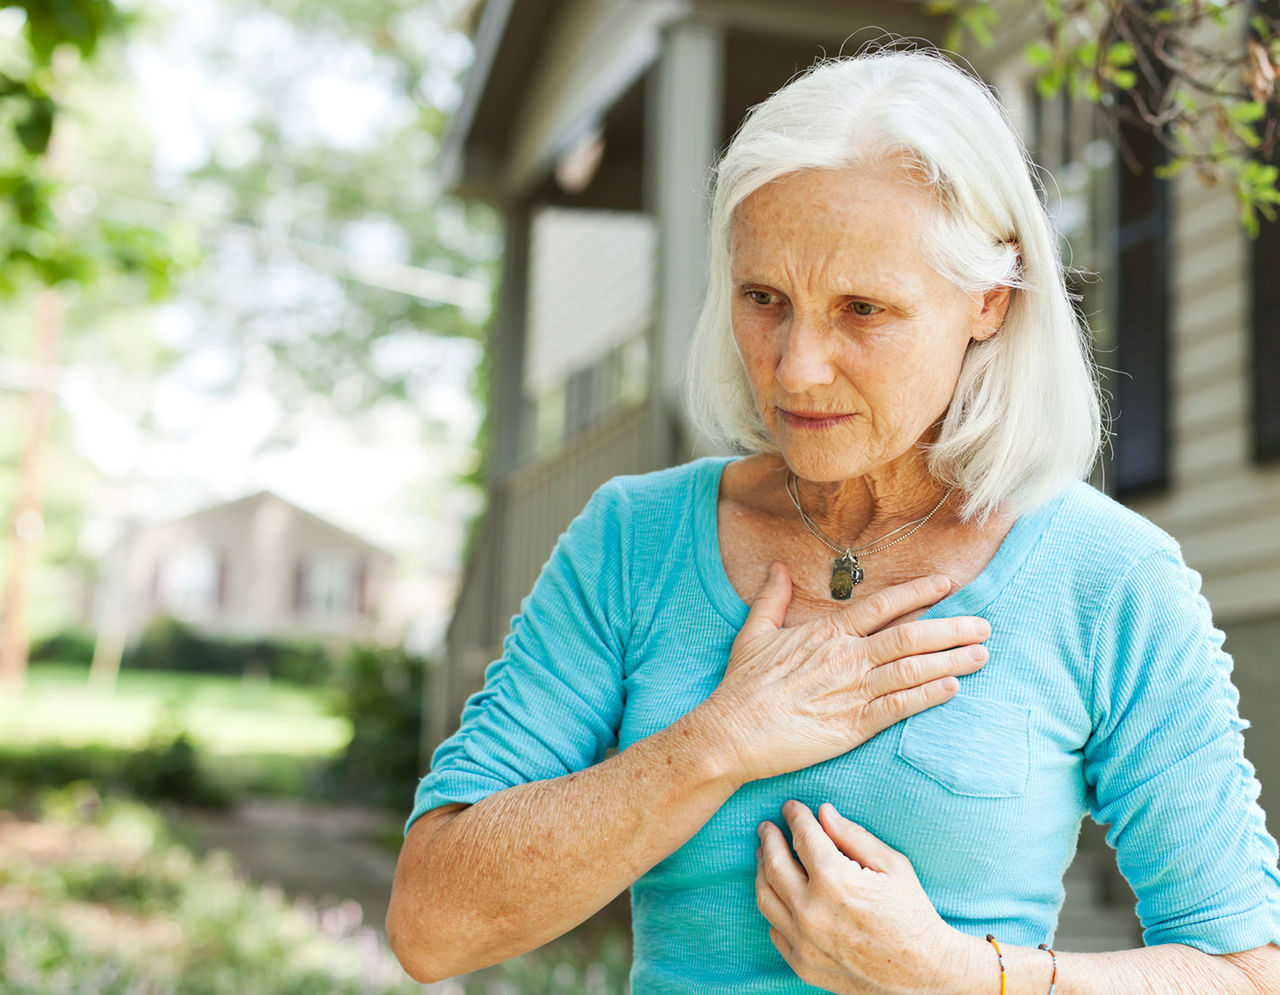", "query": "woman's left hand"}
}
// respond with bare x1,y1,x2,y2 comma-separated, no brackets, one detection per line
756,801,980,994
